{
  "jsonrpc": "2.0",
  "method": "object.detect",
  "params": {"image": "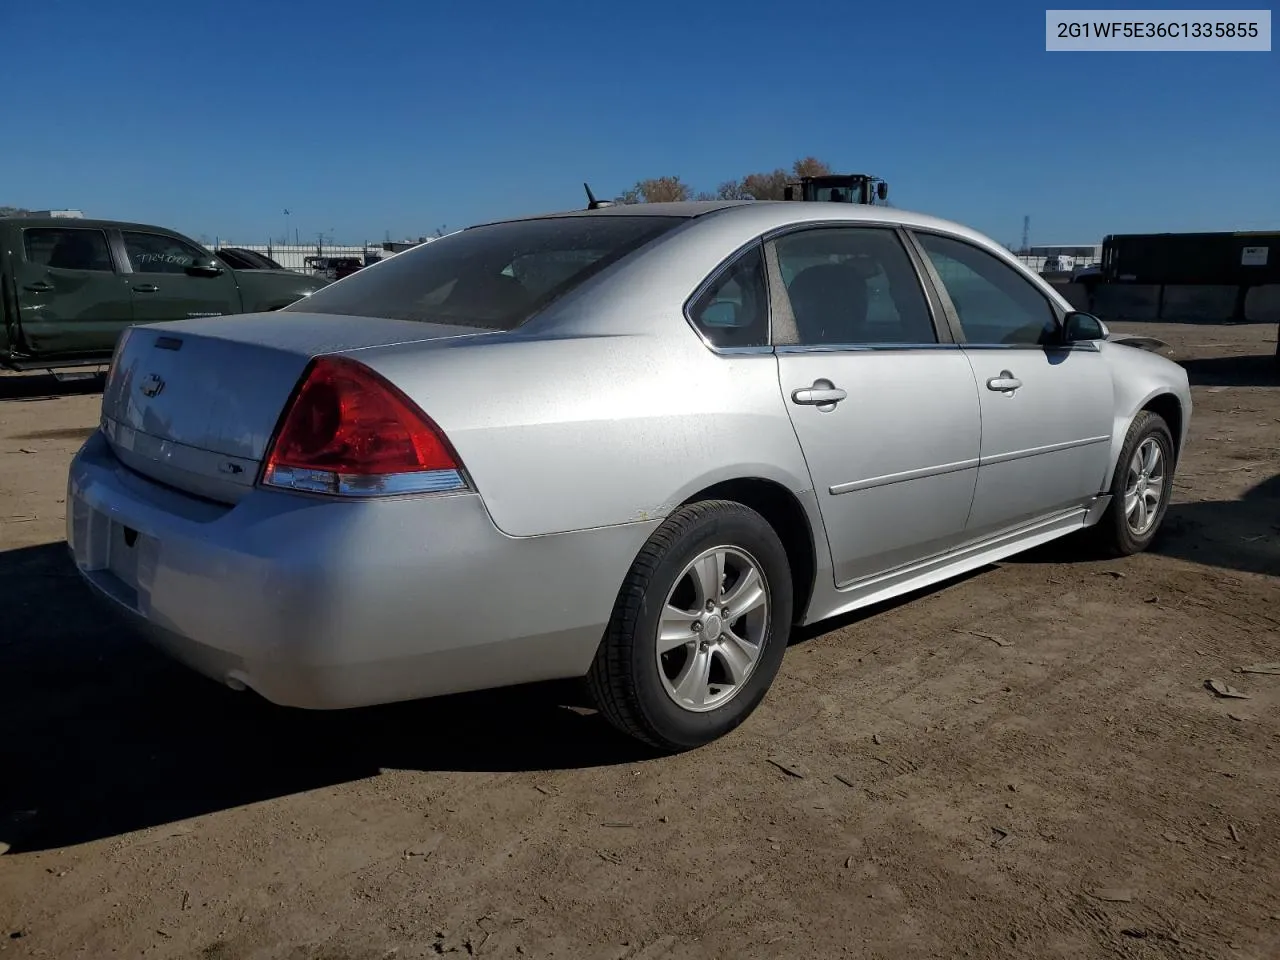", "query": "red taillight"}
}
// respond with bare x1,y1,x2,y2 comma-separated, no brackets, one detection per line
261,356,467,497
